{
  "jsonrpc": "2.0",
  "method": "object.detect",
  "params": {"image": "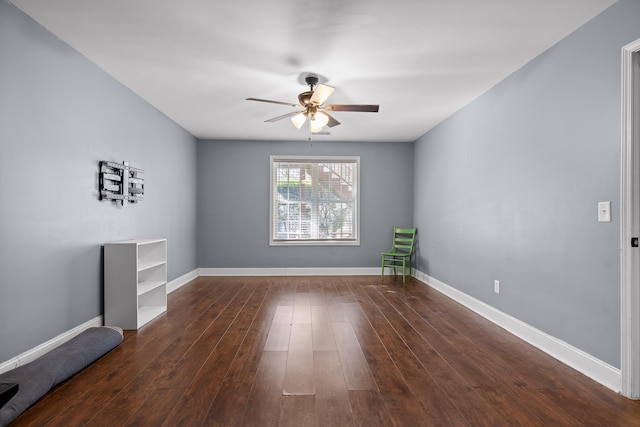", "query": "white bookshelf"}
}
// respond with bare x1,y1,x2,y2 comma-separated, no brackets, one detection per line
104,239,167,329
